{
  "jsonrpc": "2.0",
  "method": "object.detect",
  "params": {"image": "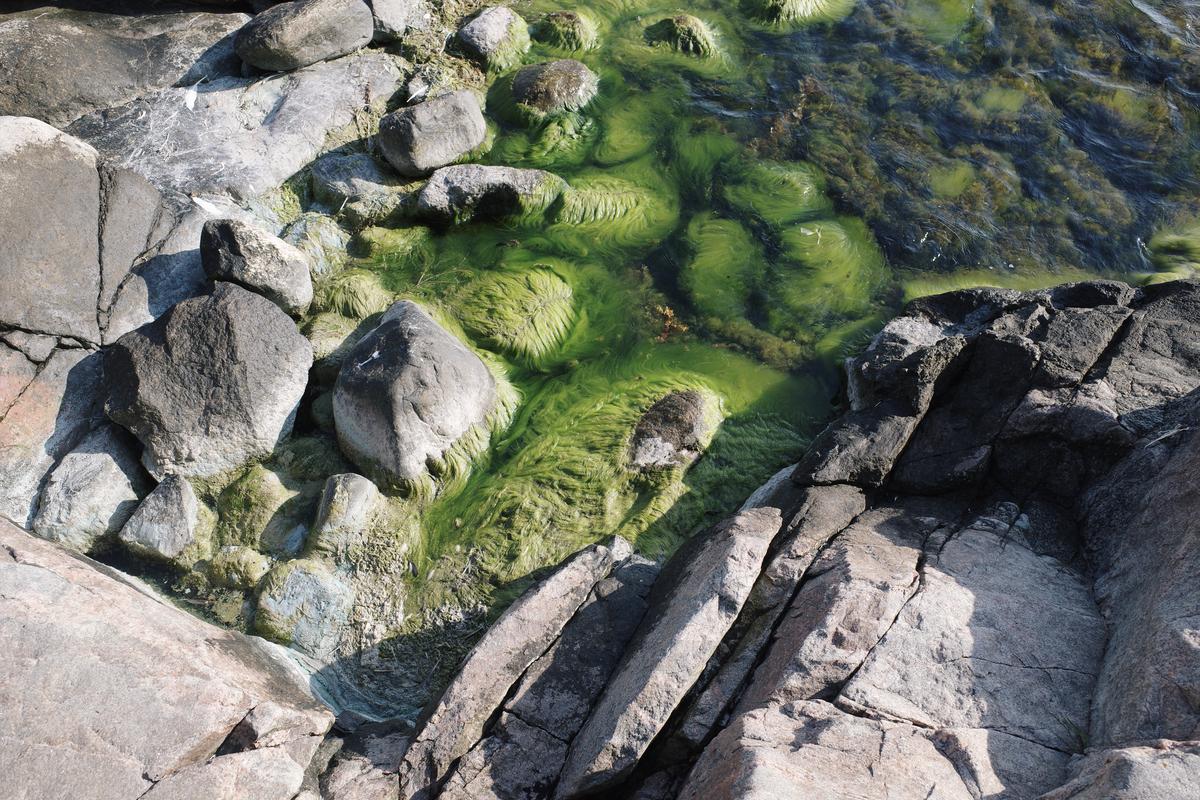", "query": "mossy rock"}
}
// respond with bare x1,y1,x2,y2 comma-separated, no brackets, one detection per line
533,10,600,51
722,160,831,227
215,464,316,558
254,558,353,658
644,15,719,58
745,0,857,25
458,268,576,366
511,60,600,116
208,545,272,591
